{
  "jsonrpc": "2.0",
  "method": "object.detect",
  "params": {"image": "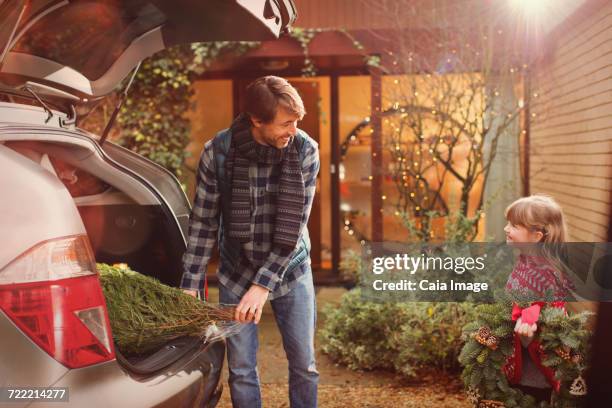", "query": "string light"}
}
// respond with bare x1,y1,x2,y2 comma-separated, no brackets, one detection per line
340,75,490,246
